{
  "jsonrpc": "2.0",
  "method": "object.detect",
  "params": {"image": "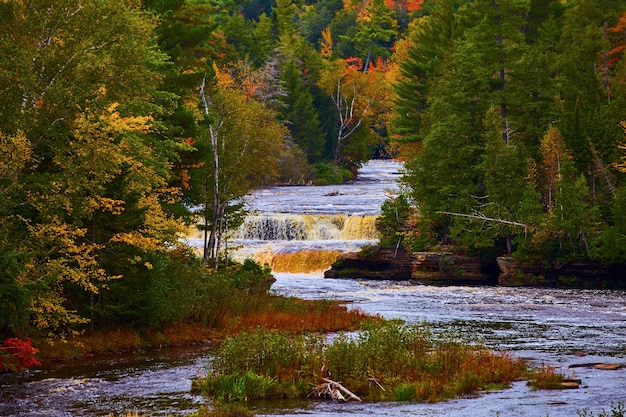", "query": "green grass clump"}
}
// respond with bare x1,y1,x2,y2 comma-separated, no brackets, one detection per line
193,321,529,403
